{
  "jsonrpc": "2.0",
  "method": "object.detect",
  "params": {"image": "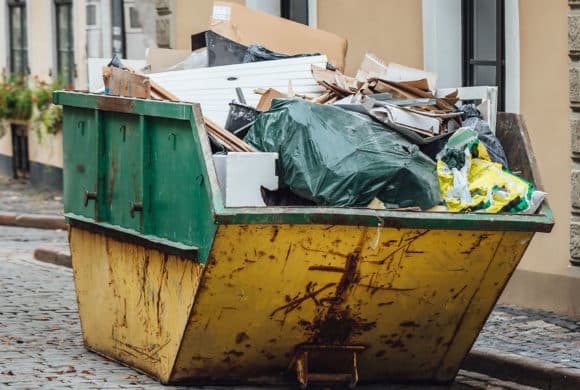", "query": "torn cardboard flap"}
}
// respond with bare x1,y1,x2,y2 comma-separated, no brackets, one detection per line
357,53,438,92
210,1,347,72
